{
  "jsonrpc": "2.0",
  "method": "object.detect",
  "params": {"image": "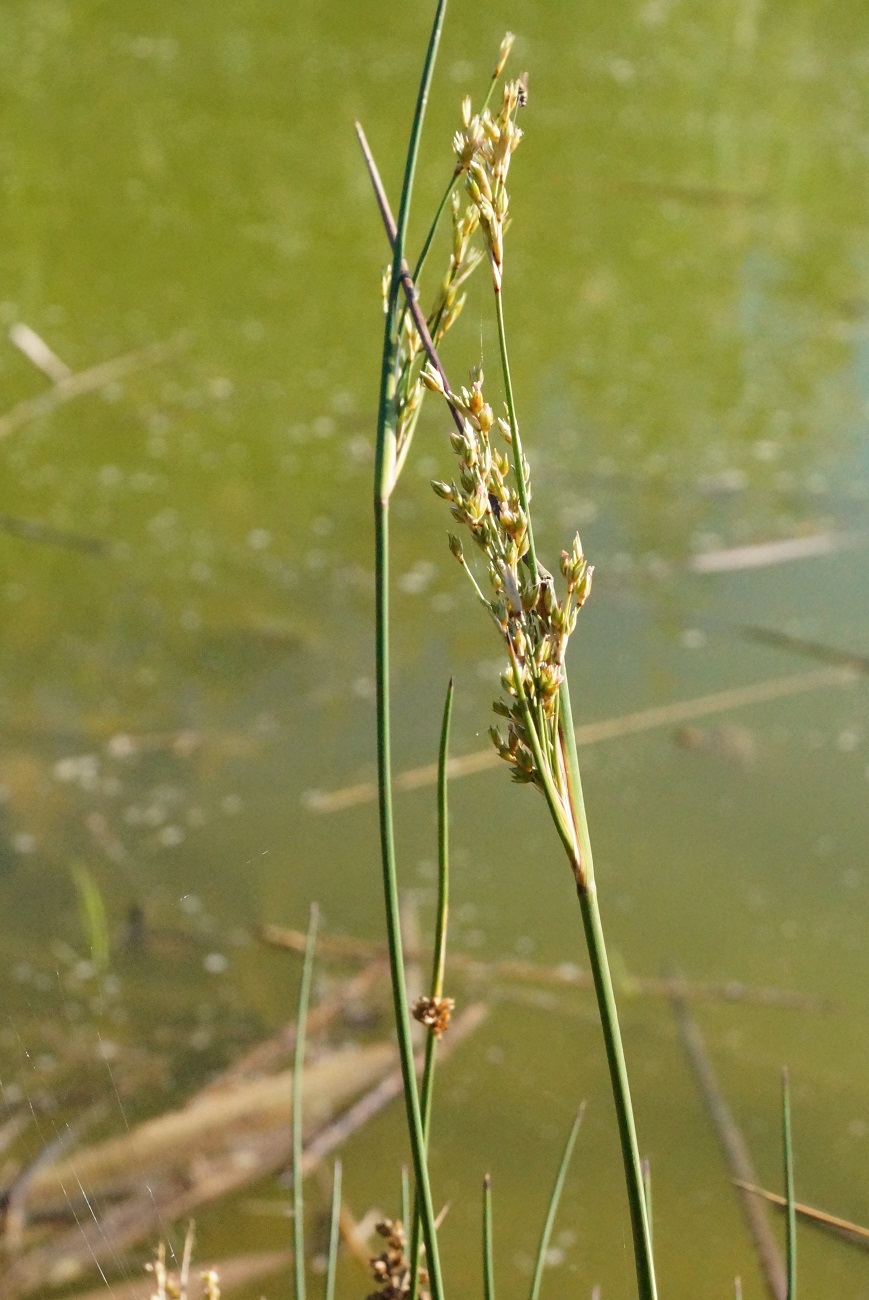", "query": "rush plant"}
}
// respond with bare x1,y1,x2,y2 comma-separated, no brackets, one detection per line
356,4,657,1297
